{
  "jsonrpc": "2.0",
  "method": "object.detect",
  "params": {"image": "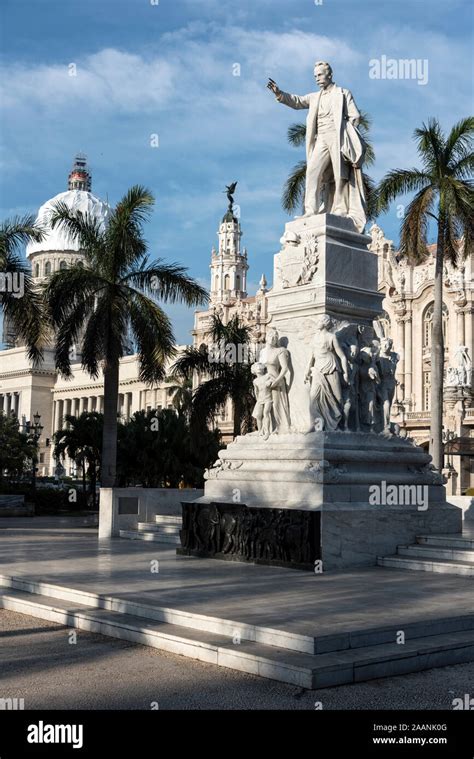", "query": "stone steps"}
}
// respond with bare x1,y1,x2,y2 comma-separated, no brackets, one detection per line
377,531,474,576
119,529,180,545
3,574,474,655
417,533,474,550
154,515,182,525
121,514,182,544
2,578,474,688
378,555,474,576
137,522,180,534
398,544,474,562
